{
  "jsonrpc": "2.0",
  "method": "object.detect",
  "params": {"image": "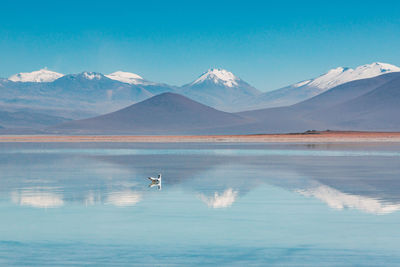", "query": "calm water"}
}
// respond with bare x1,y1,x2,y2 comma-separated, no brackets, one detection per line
0,142,400,266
